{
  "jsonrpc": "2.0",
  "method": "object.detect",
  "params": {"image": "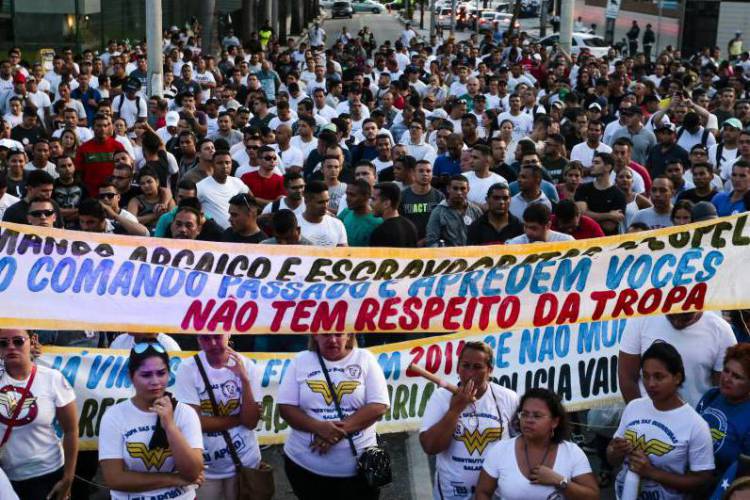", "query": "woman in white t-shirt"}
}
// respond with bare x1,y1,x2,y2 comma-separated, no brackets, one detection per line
174,333,262,500
278,333,390,499
0,328,78,500
607,341,715,500
99,342,204,500
476,388,599,500
420,341,519,500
